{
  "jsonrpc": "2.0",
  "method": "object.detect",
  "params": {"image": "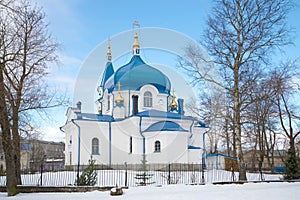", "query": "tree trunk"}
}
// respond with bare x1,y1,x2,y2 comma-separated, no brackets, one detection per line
235,117,247,181
12,110,22,185
289,138,295,153
0,65,18,196
3,137,18,196
225,111,231,156
233,58,247,181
